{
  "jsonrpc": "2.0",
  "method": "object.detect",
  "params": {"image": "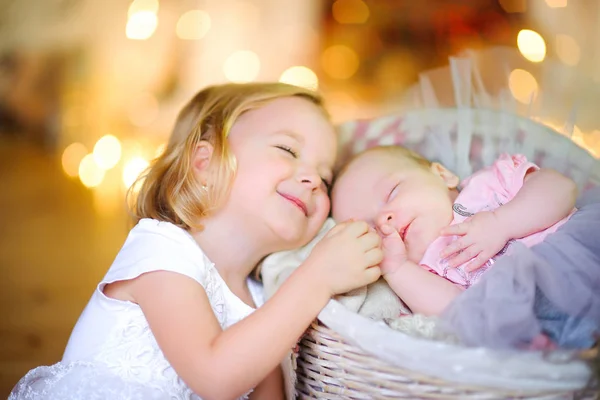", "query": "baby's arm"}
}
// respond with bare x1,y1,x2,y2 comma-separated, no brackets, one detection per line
494,168,577,239
441,168,577,270
384,260,463,316
380,225,462,316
